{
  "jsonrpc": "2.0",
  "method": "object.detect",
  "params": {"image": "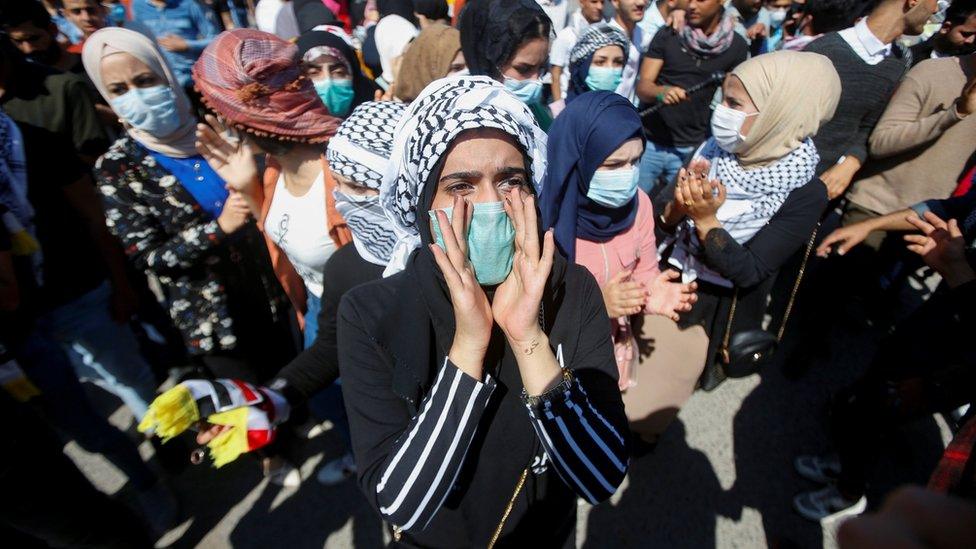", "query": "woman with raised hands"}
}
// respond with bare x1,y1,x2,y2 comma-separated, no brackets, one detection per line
337,75,628,546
